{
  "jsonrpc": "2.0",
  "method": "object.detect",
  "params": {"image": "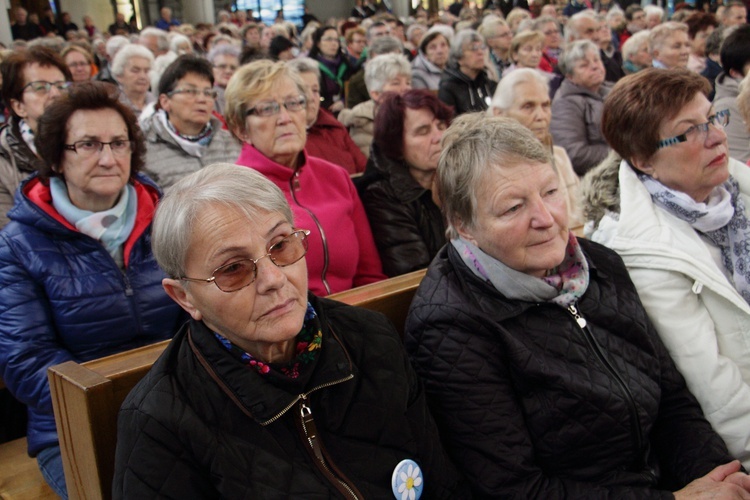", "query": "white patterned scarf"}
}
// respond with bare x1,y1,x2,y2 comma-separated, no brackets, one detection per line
19,119,37,154
640,174,750,304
